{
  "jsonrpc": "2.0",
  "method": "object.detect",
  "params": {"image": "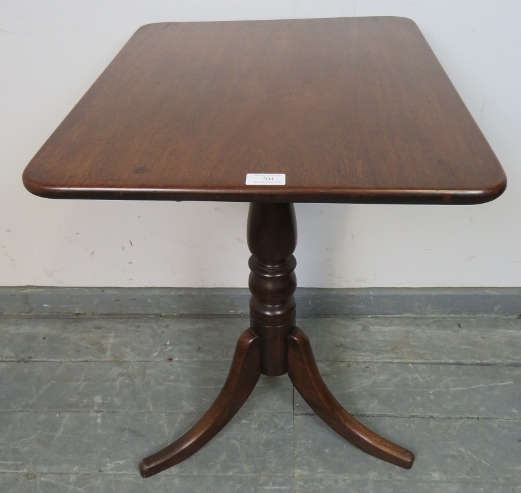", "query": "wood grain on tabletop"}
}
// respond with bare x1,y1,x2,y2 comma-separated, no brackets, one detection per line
23,17,506,204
